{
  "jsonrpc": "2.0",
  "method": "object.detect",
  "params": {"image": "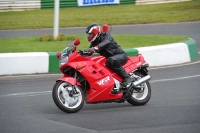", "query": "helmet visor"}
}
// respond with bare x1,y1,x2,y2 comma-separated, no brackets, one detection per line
87,33,93,38
86,33,94,42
